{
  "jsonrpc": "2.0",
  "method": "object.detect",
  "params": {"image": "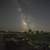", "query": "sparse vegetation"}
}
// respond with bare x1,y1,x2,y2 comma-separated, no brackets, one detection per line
0,30,50,50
